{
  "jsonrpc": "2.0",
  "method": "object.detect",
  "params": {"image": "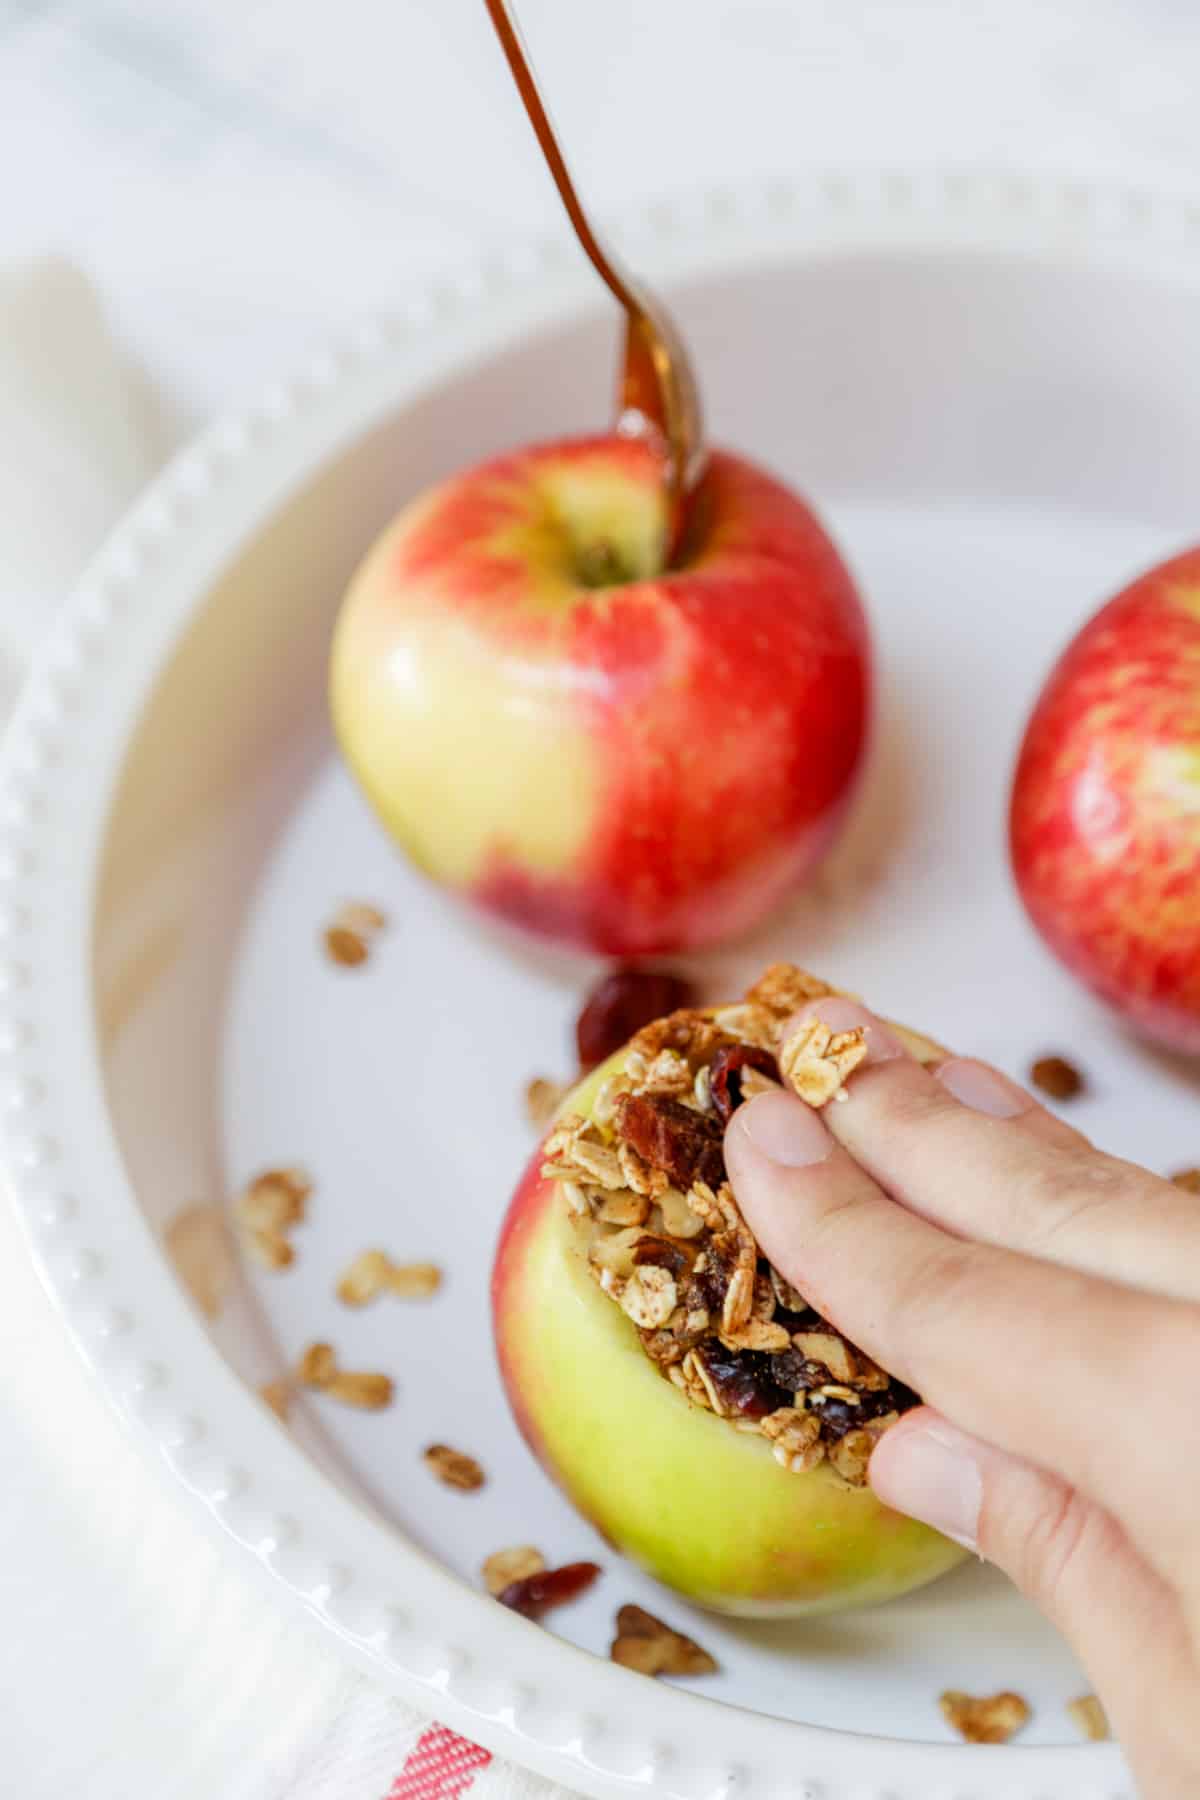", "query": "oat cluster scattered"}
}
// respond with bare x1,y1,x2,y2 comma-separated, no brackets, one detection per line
258,1378,291,1421
336,1249,442,1306
323,900,388,967
482,1546,546,1594
540,965,916,1484
296,1340,395,1410
1170,1167,1200,1194
609,1604,718,1677
235,1166,312,1270
940,1688,1031,1744
424,1443,486,1490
